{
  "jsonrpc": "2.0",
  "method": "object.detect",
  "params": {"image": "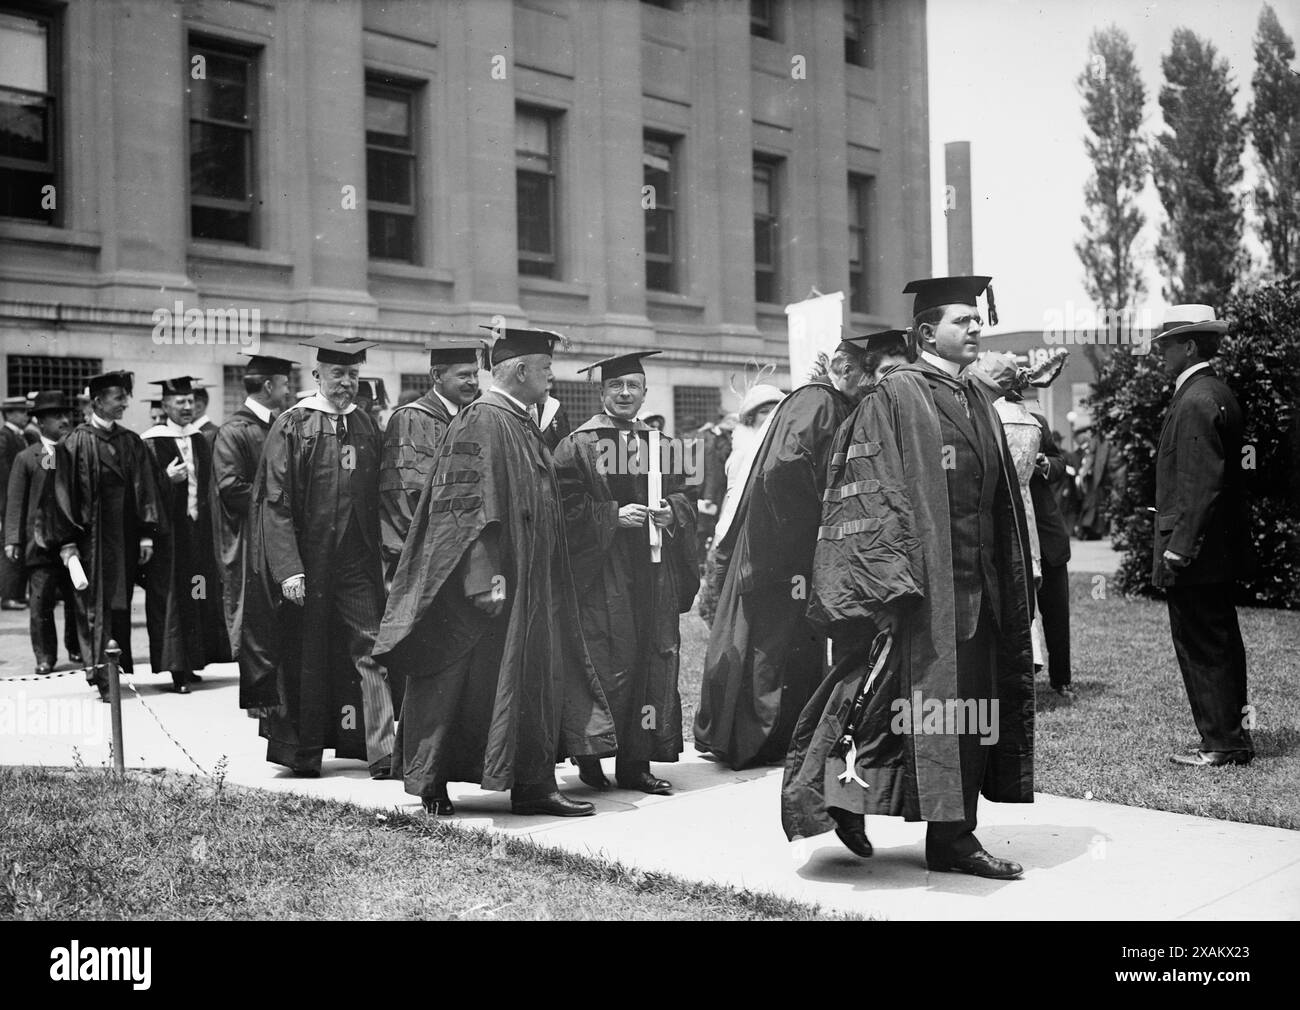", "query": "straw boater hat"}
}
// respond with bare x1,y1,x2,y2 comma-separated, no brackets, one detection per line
1152,304,1228,342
